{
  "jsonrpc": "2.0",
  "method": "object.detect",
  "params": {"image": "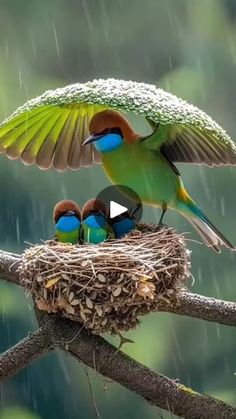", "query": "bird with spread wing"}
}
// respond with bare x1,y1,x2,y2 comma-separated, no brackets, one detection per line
0,78,235,252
